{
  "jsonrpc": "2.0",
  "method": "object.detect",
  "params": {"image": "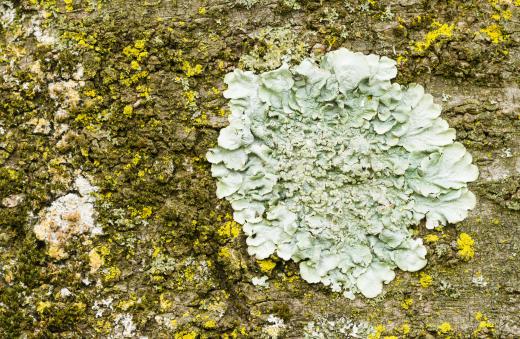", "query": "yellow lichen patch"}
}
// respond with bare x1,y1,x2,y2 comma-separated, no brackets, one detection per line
396,54,408,65
103,266,122,282
218,246,231,258
203,319,217,329
401,298,413,310
36,301,52,314
141,206,153,219
159,293,173,312
368,324,386,339
457,232,475,261
117,296,137,311
123,105,133,117
424,234,440,243
64,0,73,11
184,90,198,108
401,323,411,335
174,331,198,339
257,259,276,273
437,322,452,334
419,272,433,288
217,220,241,239
413,21,455,53
480,24,506,44
181,61,203,77
474,312,495,335
198,7,206,15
